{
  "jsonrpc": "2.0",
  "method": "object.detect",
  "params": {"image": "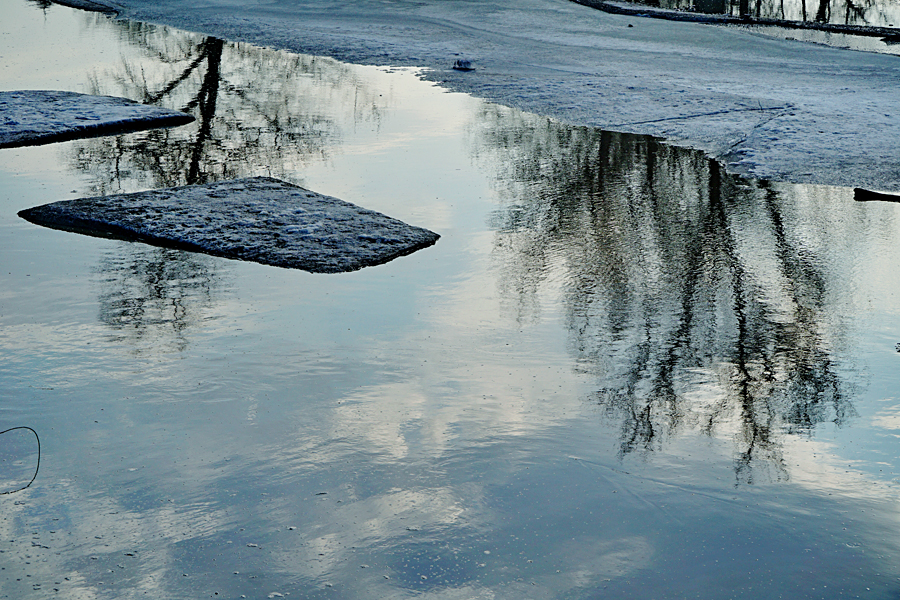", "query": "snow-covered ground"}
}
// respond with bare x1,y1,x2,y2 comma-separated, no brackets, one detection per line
0,90,194,148
93,0,900,192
